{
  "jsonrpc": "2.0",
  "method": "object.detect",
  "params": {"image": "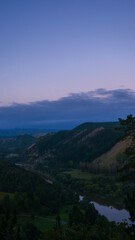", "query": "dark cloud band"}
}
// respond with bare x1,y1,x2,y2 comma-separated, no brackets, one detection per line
1,88,135,129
